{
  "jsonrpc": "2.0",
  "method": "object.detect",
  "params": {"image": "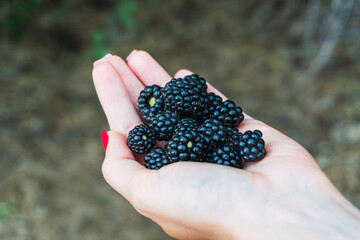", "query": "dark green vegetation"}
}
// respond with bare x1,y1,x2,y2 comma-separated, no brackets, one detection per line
1,0,359,239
